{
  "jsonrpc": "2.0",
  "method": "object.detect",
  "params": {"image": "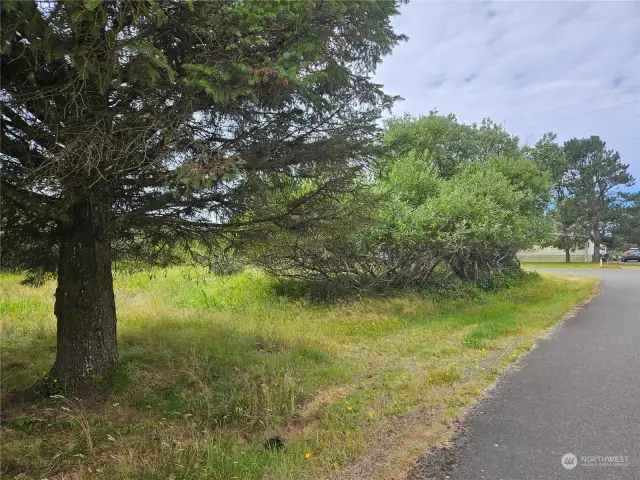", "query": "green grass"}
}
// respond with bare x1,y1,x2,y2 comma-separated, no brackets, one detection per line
522,261,640,270
0,268,598,480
